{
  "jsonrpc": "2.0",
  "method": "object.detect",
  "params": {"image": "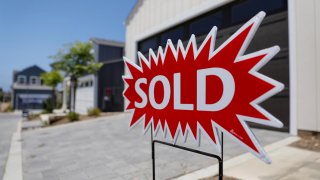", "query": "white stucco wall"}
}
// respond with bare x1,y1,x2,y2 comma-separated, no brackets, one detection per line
292,0,320,132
